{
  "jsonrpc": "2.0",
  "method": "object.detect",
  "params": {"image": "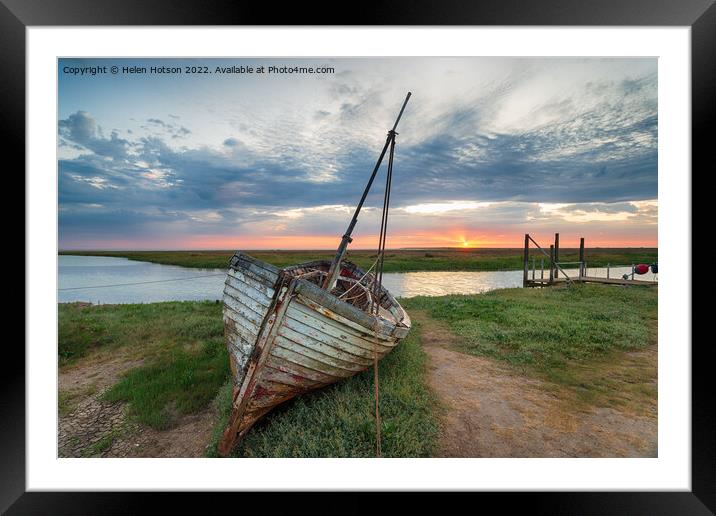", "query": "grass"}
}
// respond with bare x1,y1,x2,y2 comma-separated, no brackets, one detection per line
58,300,224,365
59,301,230,430
206,319,440,458
103,339,229,430
59,247,658,273
59,299,439,456
402,284,657,411
59,283,657,456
